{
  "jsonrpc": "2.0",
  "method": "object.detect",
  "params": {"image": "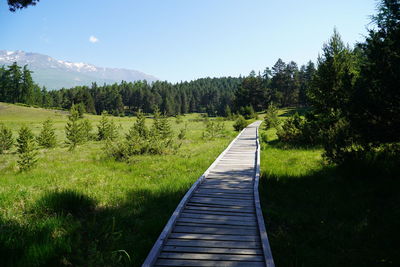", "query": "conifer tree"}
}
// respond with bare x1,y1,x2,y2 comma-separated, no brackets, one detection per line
0,123,13,154
133,110,148,139
97,111,118,141
81,118,94,141
37,119,57,148
65,104,84,150
17,126,38,171
264,104,280,130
